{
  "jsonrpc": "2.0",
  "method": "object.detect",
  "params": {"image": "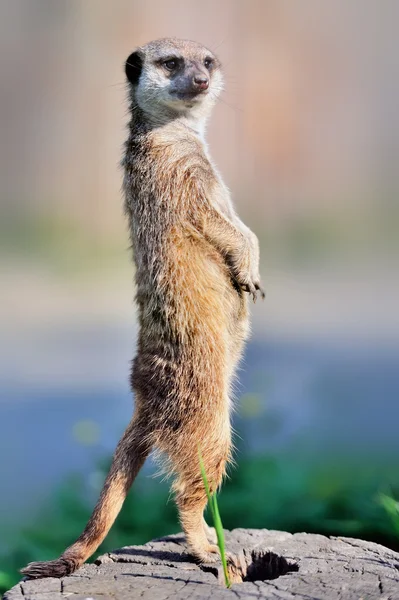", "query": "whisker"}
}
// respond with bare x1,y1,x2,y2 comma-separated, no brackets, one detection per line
212,91,244,114
209,37,228,53
105,81,128,90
